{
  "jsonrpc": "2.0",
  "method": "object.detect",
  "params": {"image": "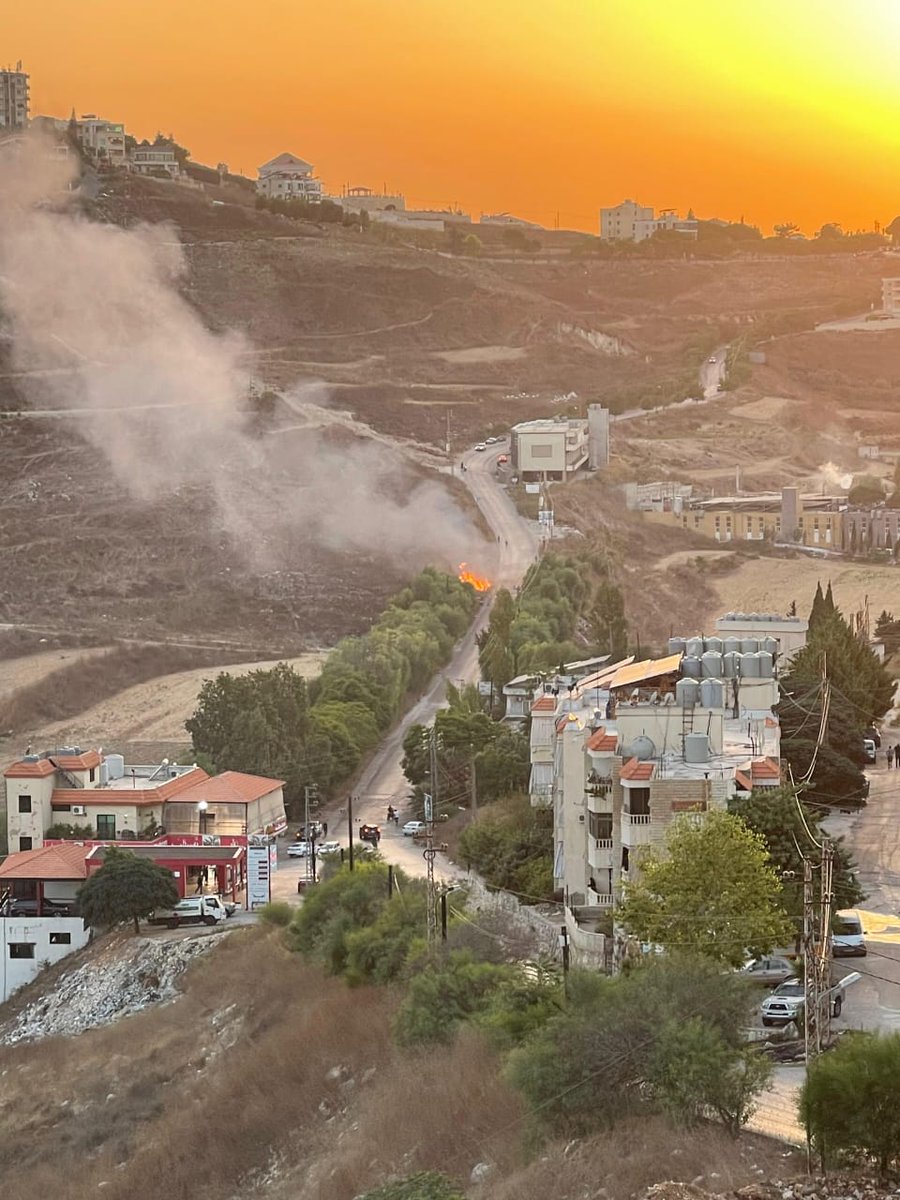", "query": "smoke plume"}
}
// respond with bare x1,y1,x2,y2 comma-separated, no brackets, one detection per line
0,137,487,573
